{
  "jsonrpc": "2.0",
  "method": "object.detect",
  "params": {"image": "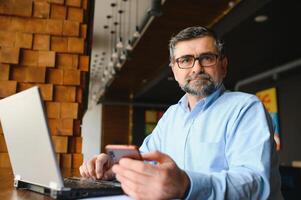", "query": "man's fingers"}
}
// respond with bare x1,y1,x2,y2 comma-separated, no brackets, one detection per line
87,156,97,178
118,158,158,176
142,150,172,163
79,161,90,178
113,163,151,185
95,153,111,179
